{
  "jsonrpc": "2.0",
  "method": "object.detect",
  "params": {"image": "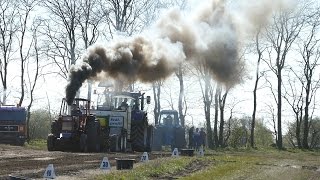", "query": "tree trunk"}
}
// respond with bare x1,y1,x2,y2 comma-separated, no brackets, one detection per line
218,105,224,147
204,76,213,148
2,88,7,105
153,83,161,124
302,80,311,149
251,78,258,148
251,31,262,148
214,86,220,148
177,65,185,127
277,69,283,149
296,118,301,148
